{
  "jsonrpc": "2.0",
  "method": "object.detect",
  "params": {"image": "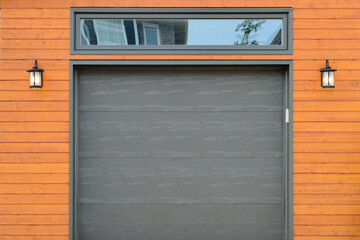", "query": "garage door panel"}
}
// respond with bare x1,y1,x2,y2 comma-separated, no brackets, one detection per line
77,67,285,240
79,70,283,112
79,204,283,240
79,112,283,158
79,157,283,204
